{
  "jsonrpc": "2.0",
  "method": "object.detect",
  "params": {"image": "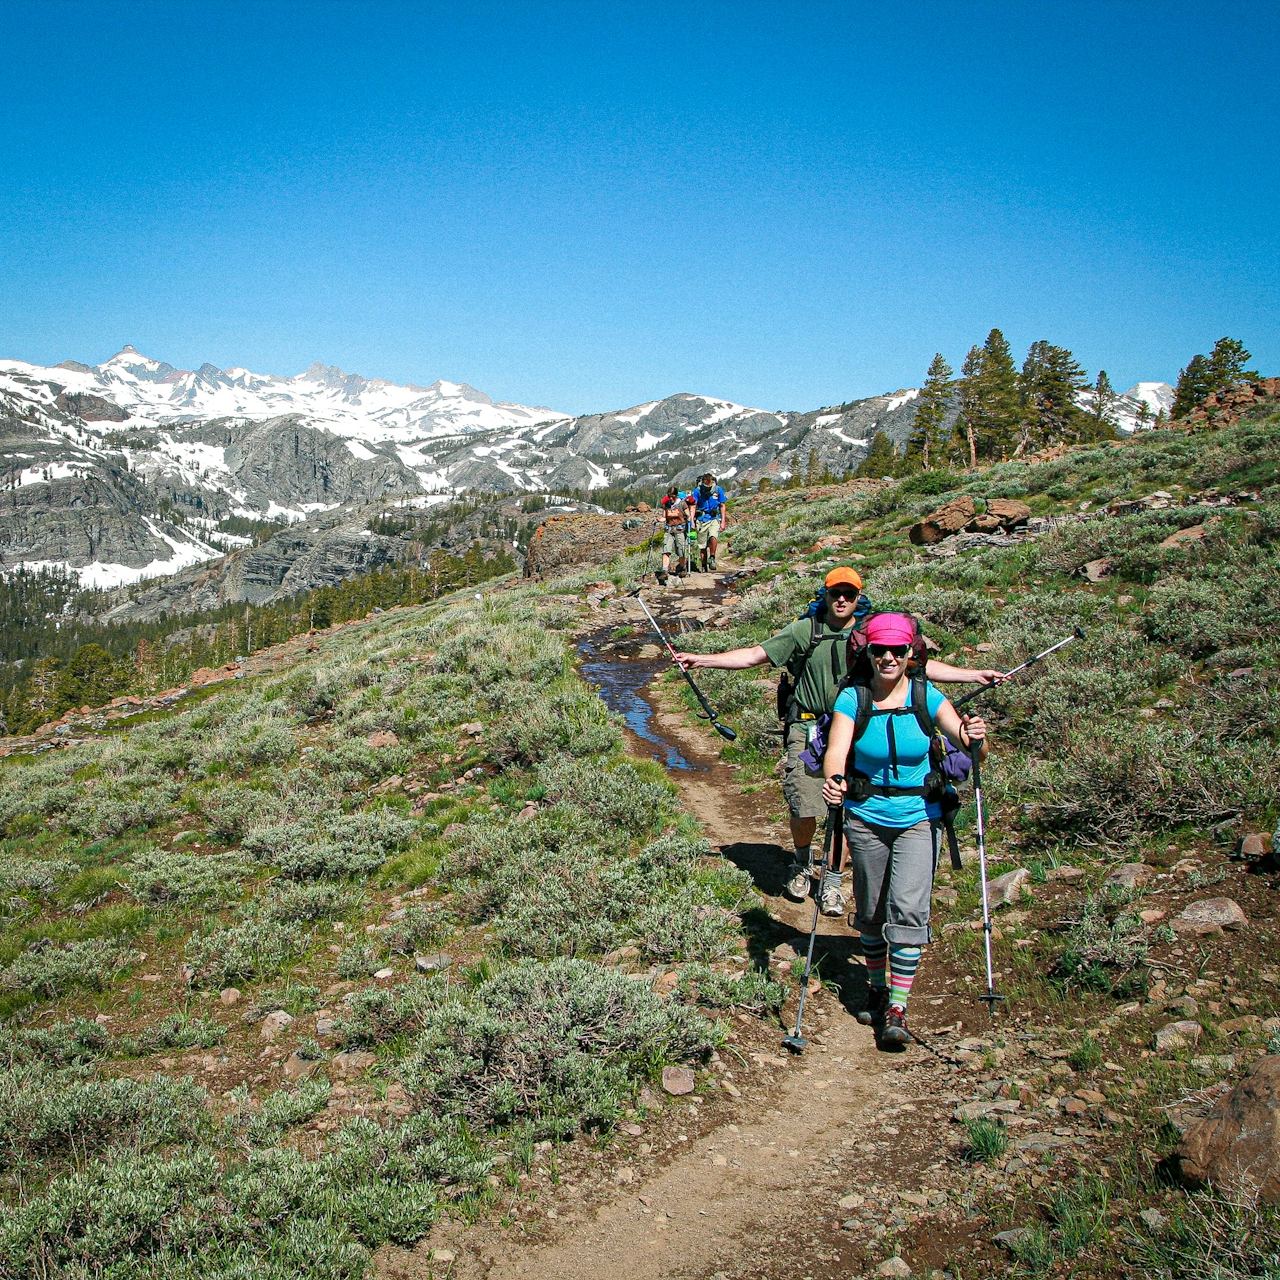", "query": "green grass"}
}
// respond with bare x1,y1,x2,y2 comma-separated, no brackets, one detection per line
964,1117,1009,1162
